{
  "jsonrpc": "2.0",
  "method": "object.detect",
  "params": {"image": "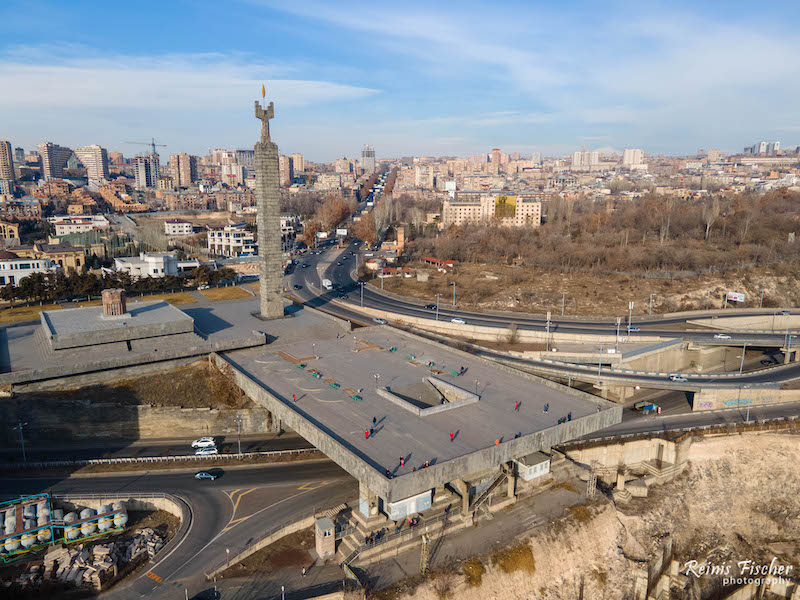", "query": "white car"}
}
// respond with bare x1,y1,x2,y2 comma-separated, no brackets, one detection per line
373,317,387,324
191,437,215,448
195,446,219,456
713,333,731,340
669,375,688,382
198,284,211,290
451,318,466,324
